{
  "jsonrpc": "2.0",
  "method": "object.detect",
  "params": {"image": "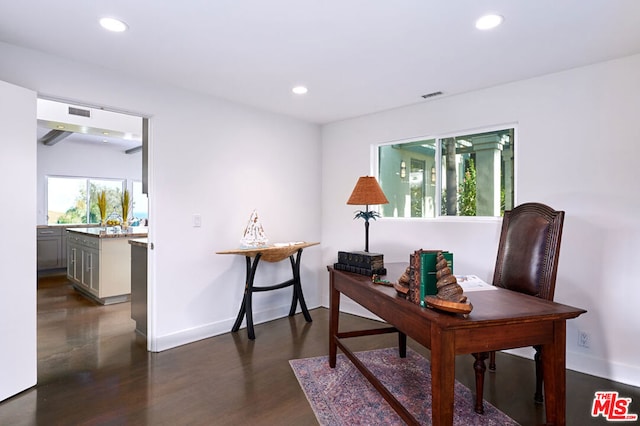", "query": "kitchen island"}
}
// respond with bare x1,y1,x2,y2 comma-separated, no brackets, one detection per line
129,238,148,337
66,227,148,305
